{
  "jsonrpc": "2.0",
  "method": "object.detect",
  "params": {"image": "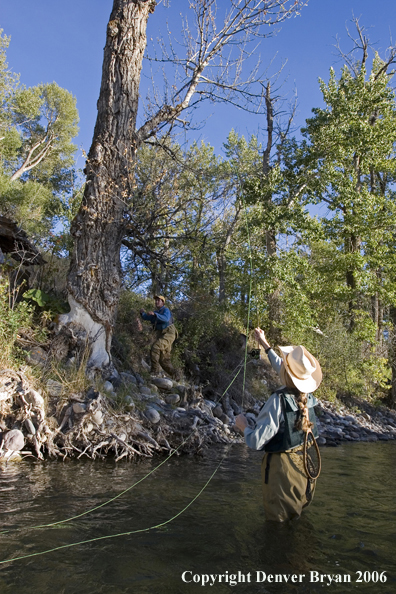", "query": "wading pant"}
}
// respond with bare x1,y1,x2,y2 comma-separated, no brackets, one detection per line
261,448,316,522
150,324,178,377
